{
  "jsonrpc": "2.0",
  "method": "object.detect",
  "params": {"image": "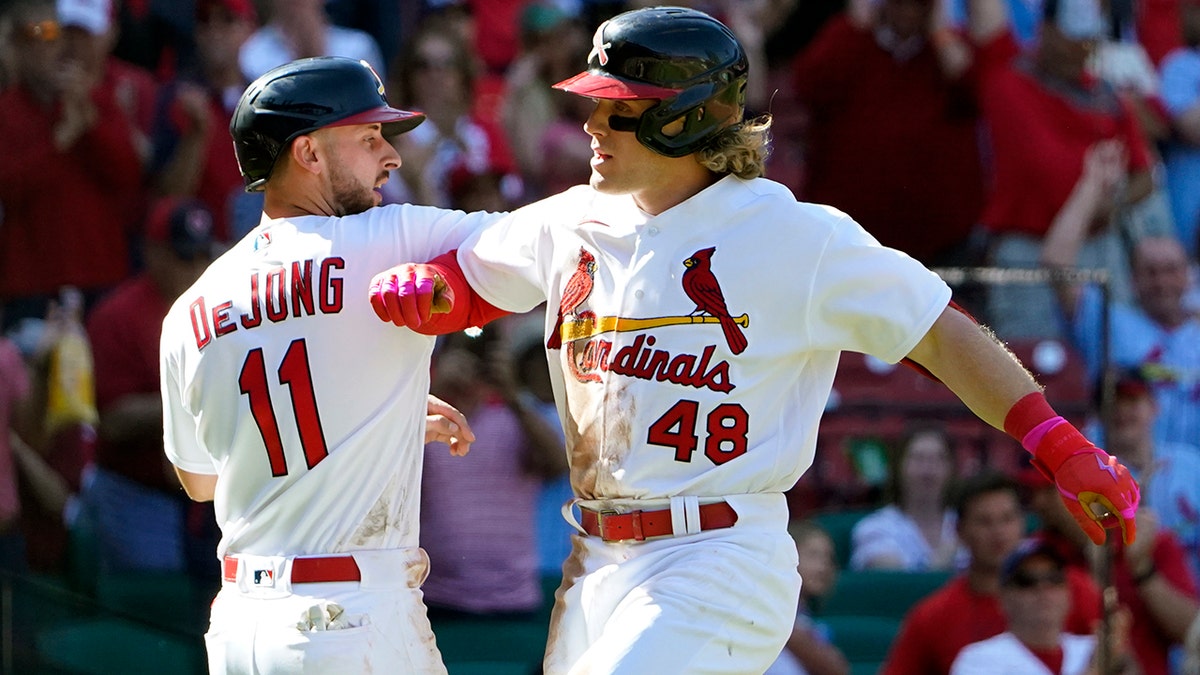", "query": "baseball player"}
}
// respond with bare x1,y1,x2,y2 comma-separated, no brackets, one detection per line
159,56,506,674
368,7,1141,674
